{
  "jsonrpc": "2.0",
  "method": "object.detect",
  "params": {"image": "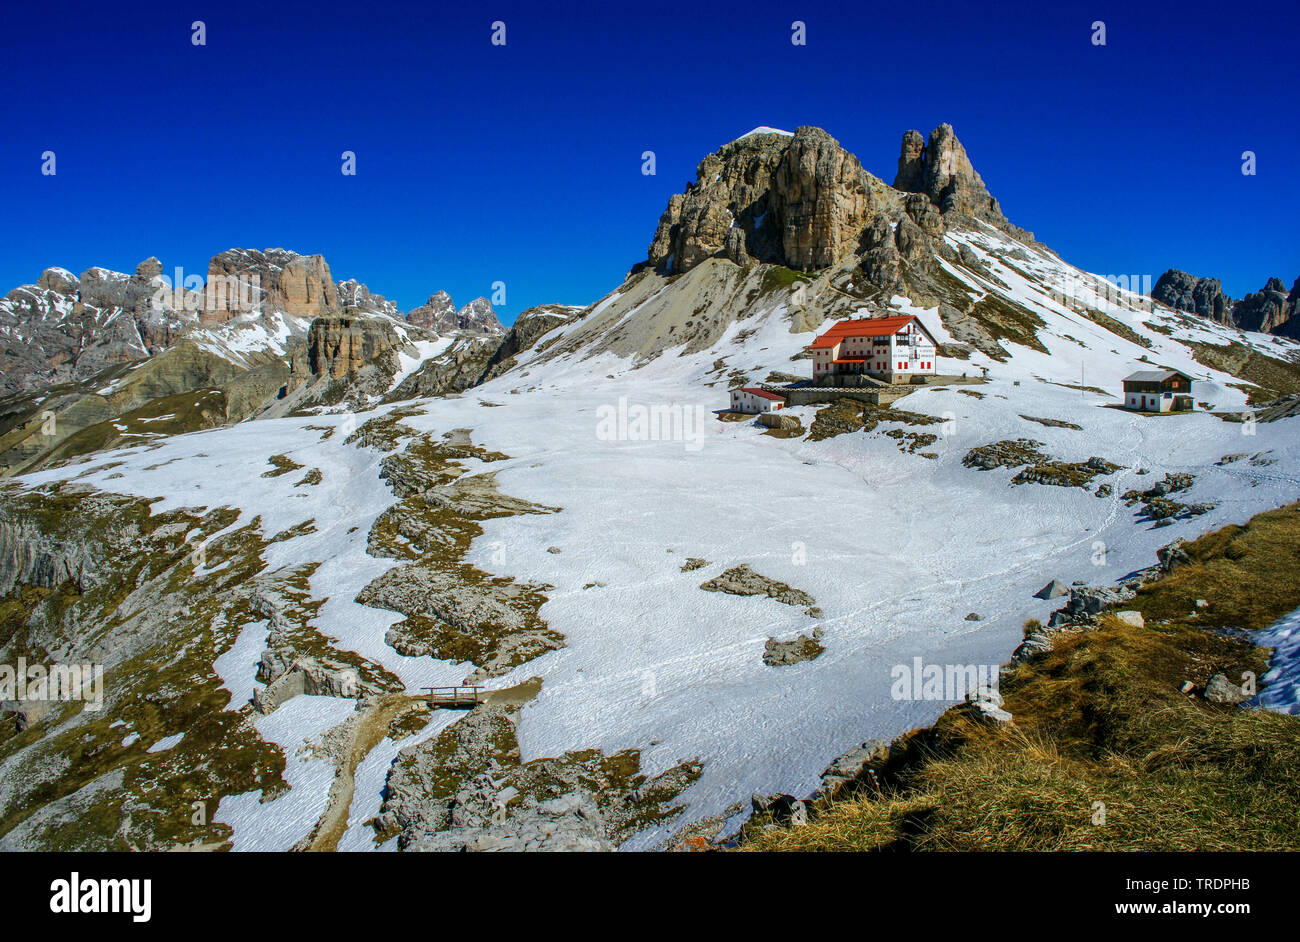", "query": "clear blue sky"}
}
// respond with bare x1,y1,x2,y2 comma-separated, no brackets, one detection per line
2,0,1296,325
